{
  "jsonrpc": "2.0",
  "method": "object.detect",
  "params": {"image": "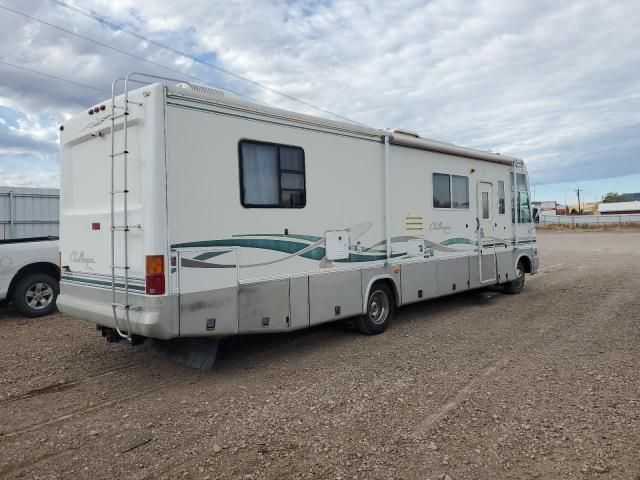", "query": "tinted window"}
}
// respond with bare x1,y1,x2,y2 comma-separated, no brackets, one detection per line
511,173,531,223
518,191,531,223
482,191,490,219
433,173,469,209
433,173,451,208
240,140,306,208
452,175,469,208
498,180,505,215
